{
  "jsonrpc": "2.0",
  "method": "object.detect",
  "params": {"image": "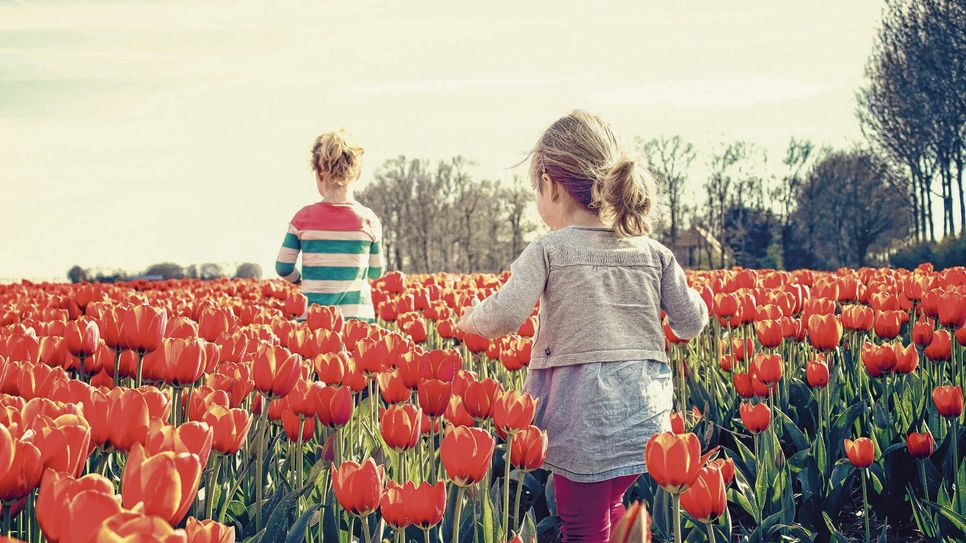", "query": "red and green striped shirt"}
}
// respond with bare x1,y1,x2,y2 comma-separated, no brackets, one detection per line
275,201,384,321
